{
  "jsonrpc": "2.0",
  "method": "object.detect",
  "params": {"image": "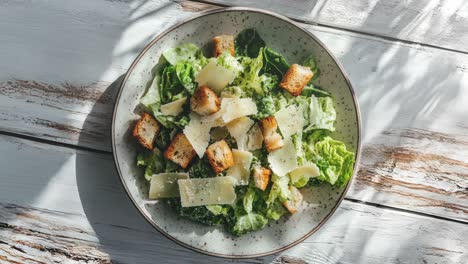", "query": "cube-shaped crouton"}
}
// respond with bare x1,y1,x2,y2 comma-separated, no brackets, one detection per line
213,35,235,57
164,133,196,169
283,186,303,214
253,166,271,191
259,116,284,152
190,86,221,116
279,64,313,96
133,112,160,150
205,140,234,173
